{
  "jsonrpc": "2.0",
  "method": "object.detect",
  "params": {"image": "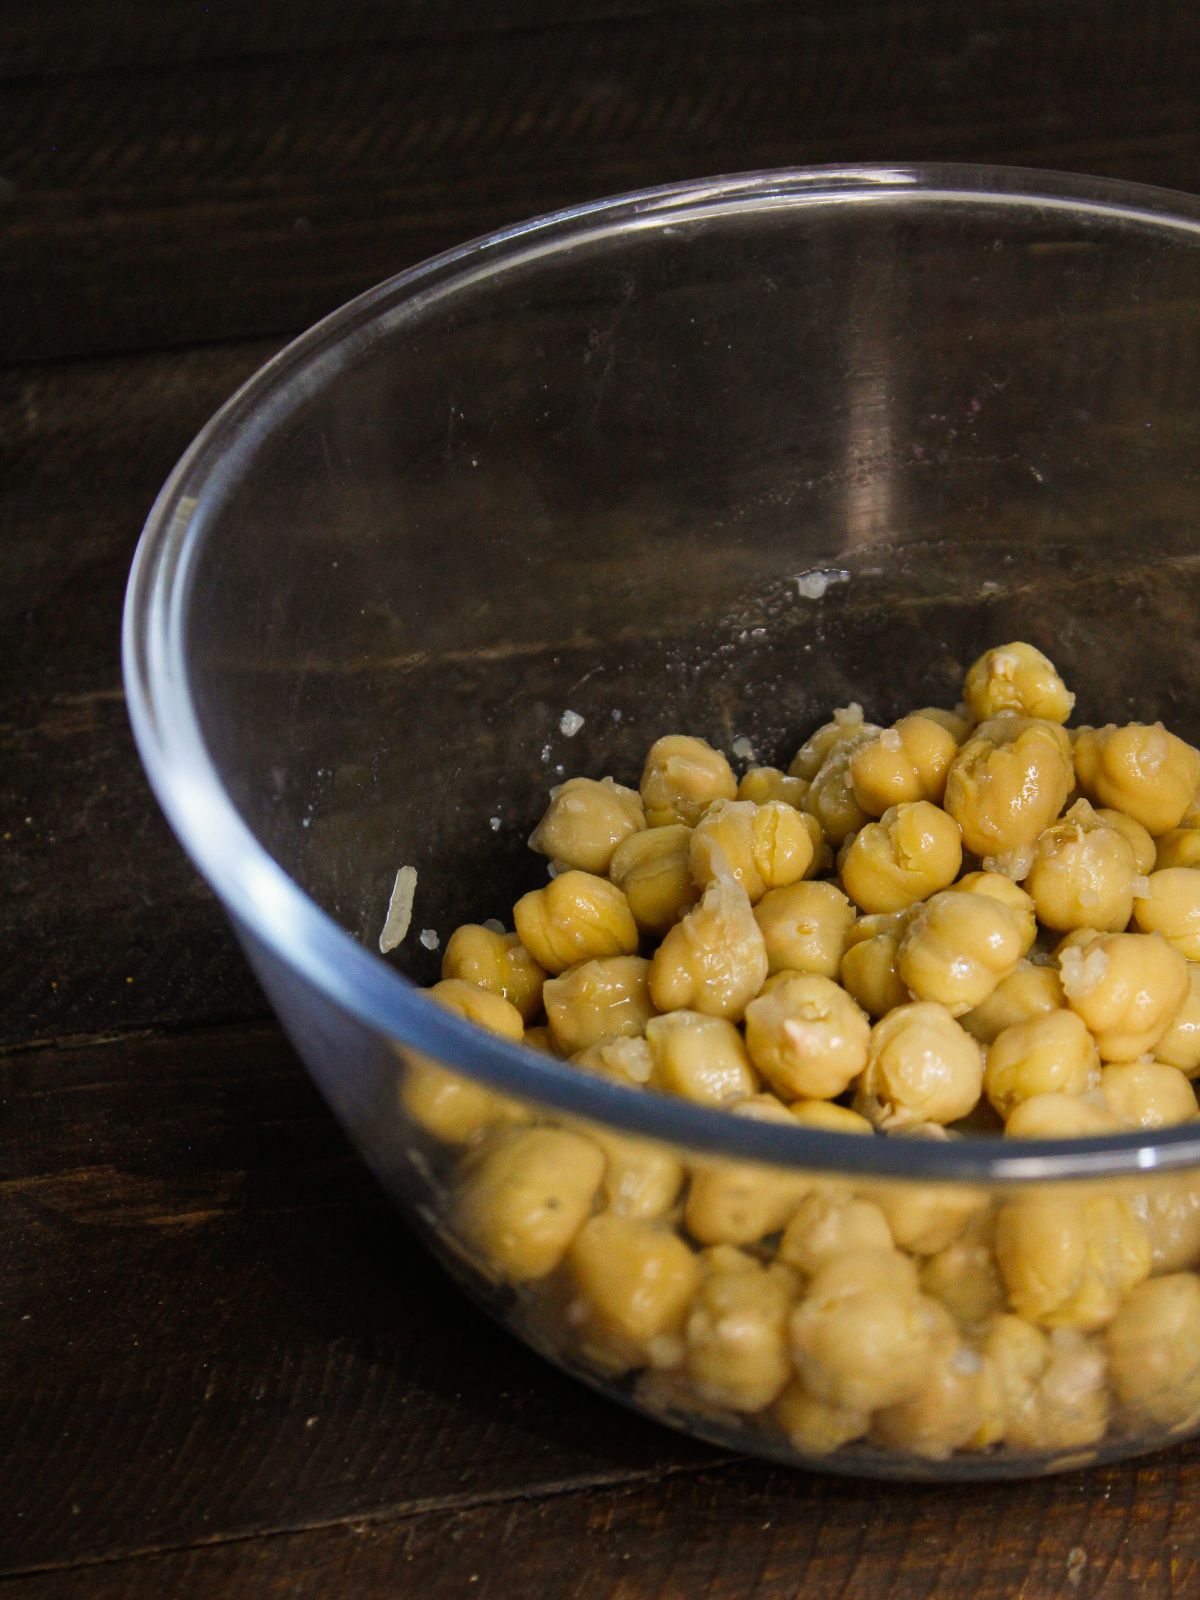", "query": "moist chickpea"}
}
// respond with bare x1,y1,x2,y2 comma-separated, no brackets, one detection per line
642,1010,758,1105
685,1096,814,1246
802,732,880,845
400,978,528,1144
984,1009,1100,1121
1025,802,1139,934
1153,826,1200,872
744,974,870,1100
841,801,962,914
543,955,655,1055
584,1126,685,1221
870,1333,993,1459
1101,1061,1198,1129
683,1257,798,1411
950,872,1038,954
640,734,736,827
849,713,960,815
854,1001,983,1129
772,1380,869,1455
514,870,638,974
529,776,645,875
1129,1182,1200,1274
986,1317,1109,1452
737,766,809,808
1074,722,1200,836
573,1035,655,1089
1003,1091,1122,1138
788,1100,875,1136
862,1180,987,1255
797,810,834,878
994,1189,1151,1329
442,924,547,1021
1095,807,1157,874
963,641,1075,725
609,824,699,937
689,798,814,902
962,960,1067,1044
649,879,768,1021
1132,868,1200,960
778,1191,893,1276
839,909,915,1018
1156,963,1200,1076
1059,931,1189,1061
566,1214,701,1368
913,705,973,743
1107,1274,1200,1433
898,890,1024,1016
455,1126,605,1282
788,703,871,780
920,1212,1006,1328
944,716,1074,858
522,1025,560,1055
754,880,855,979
